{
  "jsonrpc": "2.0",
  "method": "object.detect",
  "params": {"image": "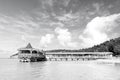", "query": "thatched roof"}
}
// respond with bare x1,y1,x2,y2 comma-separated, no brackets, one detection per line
18,43,35,50
26,43,32,48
